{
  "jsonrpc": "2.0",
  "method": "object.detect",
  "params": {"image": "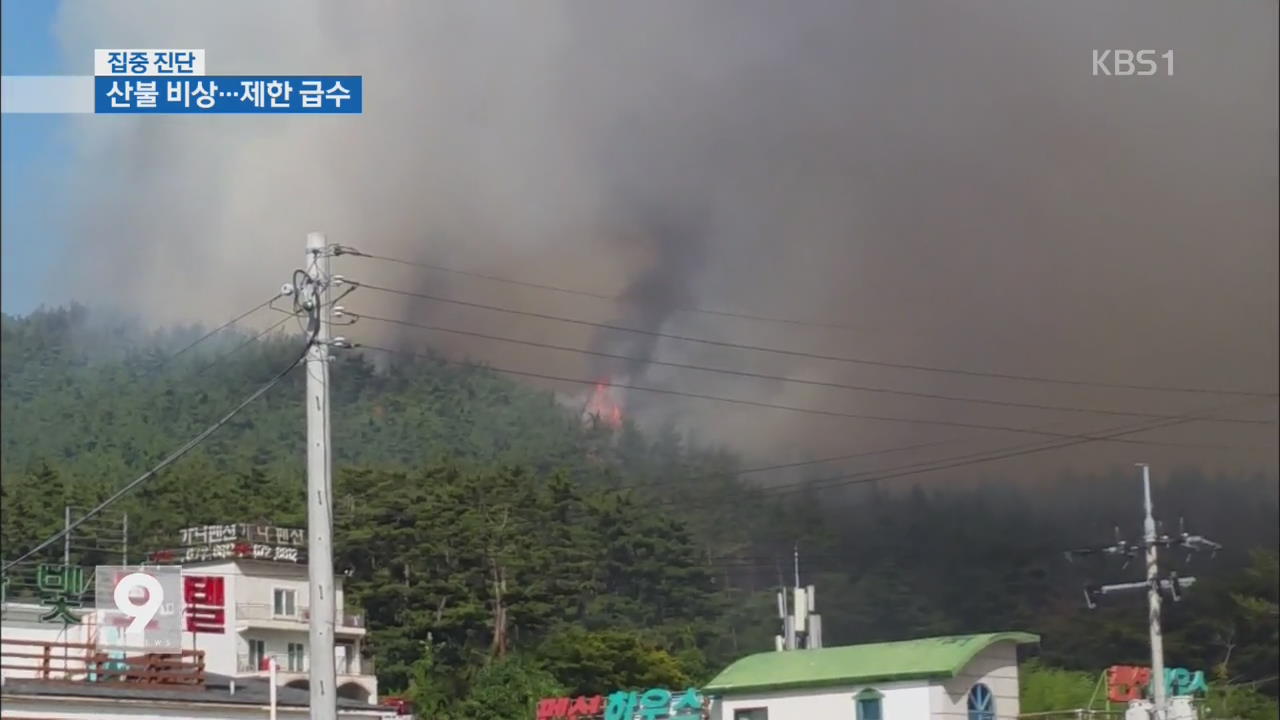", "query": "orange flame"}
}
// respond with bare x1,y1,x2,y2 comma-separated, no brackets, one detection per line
584,380,624,429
